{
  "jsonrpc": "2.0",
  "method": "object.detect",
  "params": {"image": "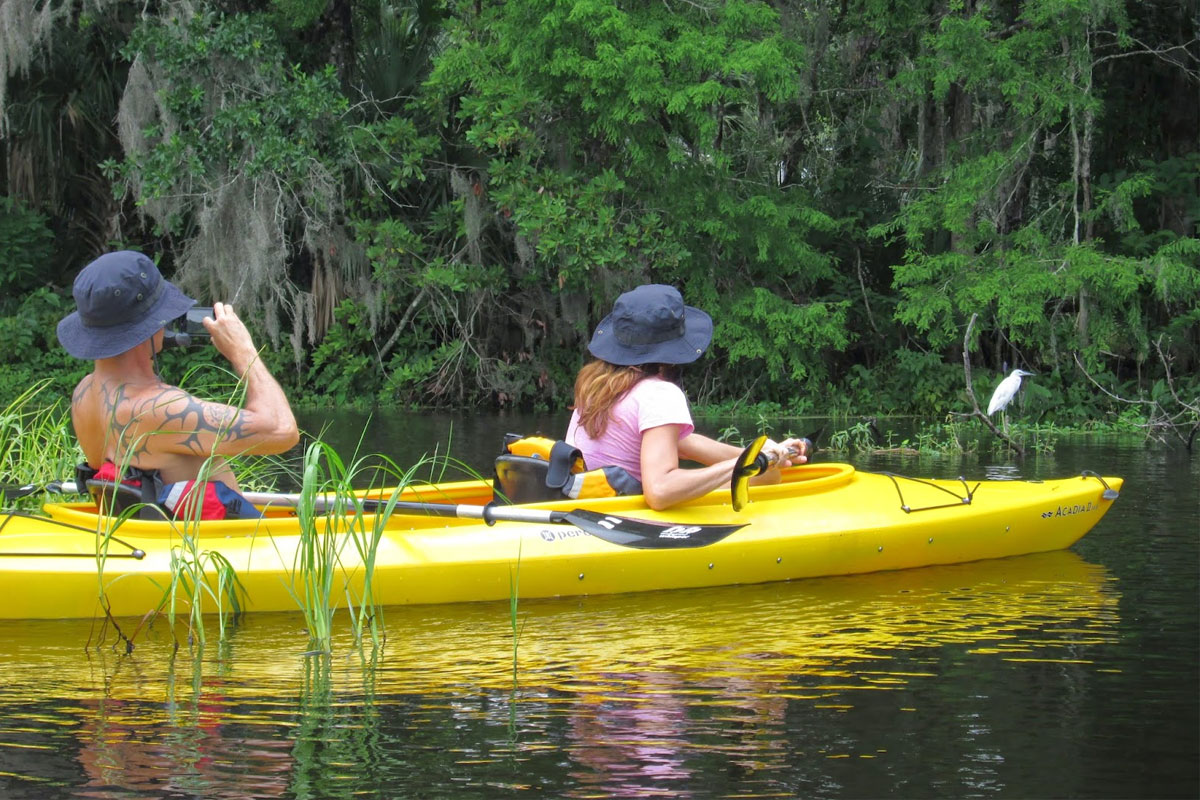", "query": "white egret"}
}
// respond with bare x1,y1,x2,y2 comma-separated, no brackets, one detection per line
987,369,1035,415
